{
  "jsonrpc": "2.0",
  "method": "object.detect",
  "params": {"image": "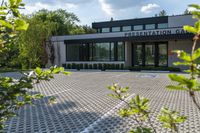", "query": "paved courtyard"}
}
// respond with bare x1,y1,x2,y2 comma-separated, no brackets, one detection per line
2,71,200,133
